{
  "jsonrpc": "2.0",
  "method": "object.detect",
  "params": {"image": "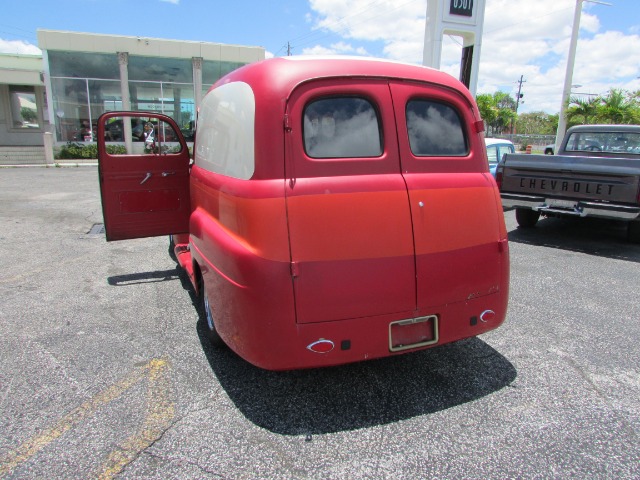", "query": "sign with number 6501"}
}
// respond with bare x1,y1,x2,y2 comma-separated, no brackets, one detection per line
450,0,473,17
